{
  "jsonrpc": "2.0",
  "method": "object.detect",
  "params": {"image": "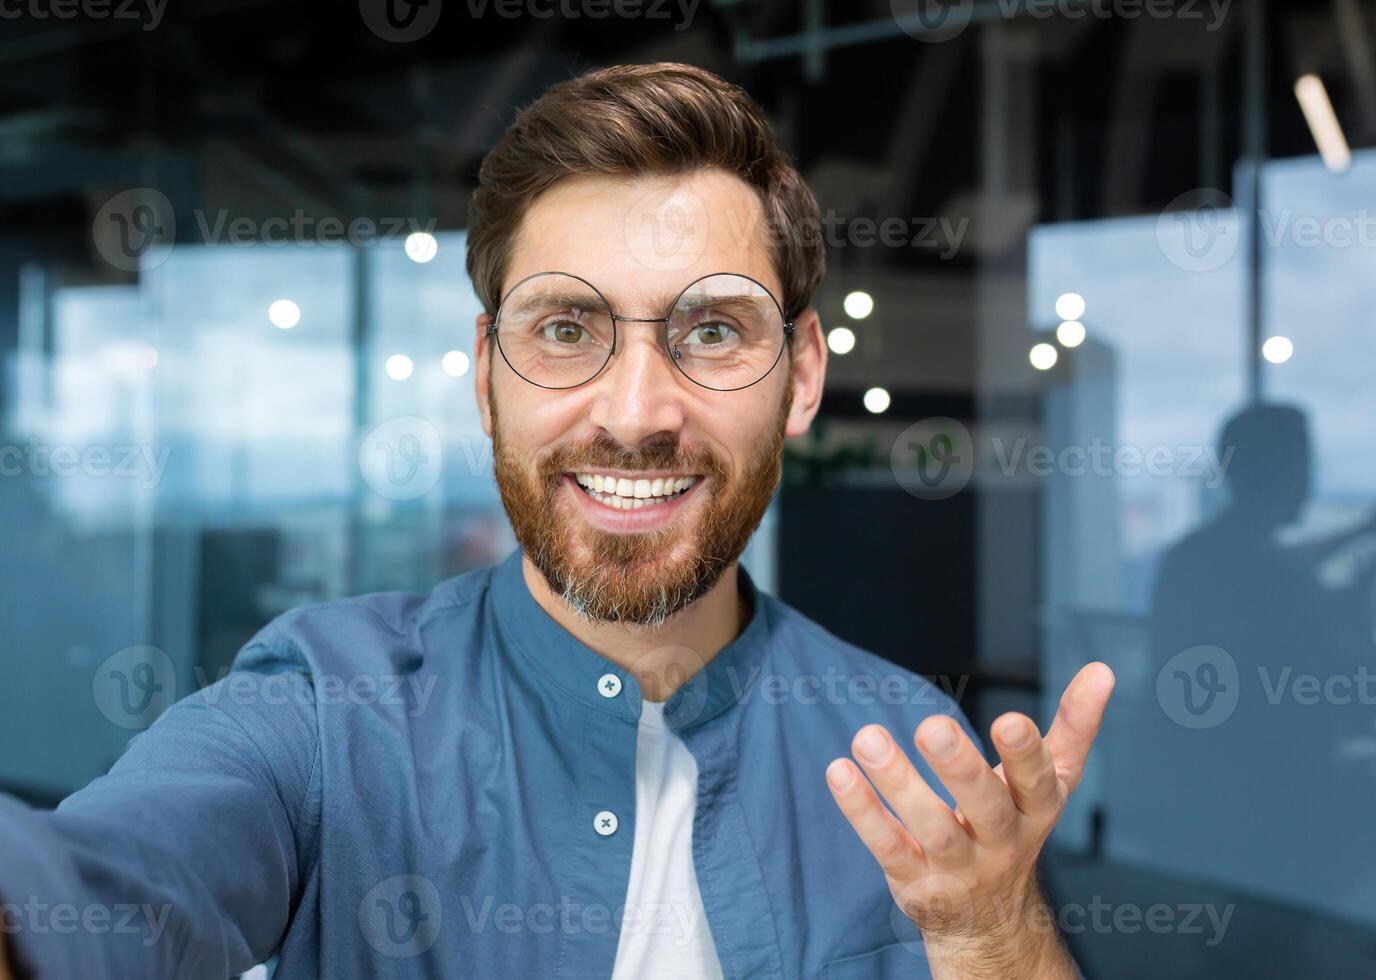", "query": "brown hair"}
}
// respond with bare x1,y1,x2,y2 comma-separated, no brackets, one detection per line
465,62,824,321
